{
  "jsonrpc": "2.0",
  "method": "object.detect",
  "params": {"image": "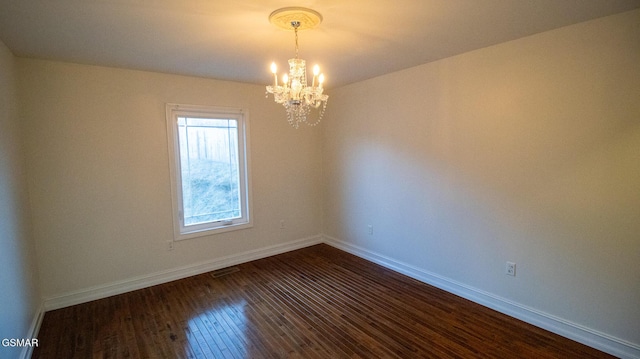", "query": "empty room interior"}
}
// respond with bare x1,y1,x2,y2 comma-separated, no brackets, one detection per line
1,1,639,358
